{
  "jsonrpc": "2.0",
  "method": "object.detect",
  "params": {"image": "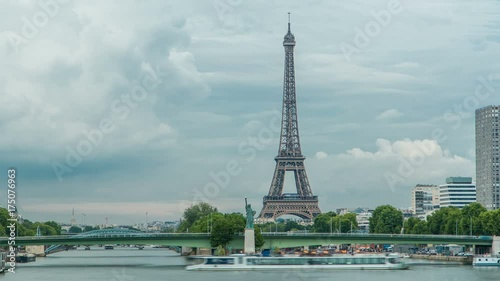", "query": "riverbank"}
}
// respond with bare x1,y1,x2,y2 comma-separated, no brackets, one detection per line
409,254,473,265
